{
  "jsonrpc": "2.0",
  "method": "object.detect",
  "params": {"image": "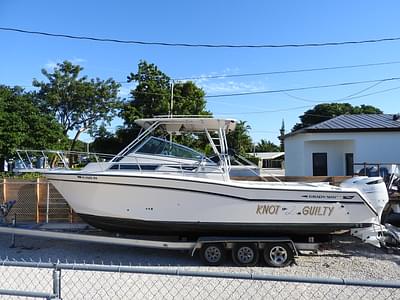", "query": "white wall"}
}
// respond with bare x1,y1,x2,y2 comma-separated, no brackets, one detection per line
285,131,400,176
303,140,354,176
284,135,305,176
